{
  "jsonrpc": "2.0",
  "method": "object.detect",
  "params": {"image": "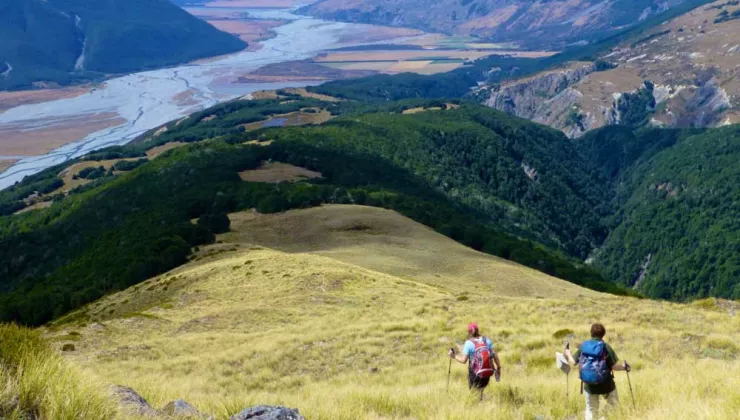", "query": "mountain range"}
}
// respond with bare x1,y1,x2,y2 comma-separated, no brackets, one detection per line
0,0,246,90
478,0,740,136
300,0,698,48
